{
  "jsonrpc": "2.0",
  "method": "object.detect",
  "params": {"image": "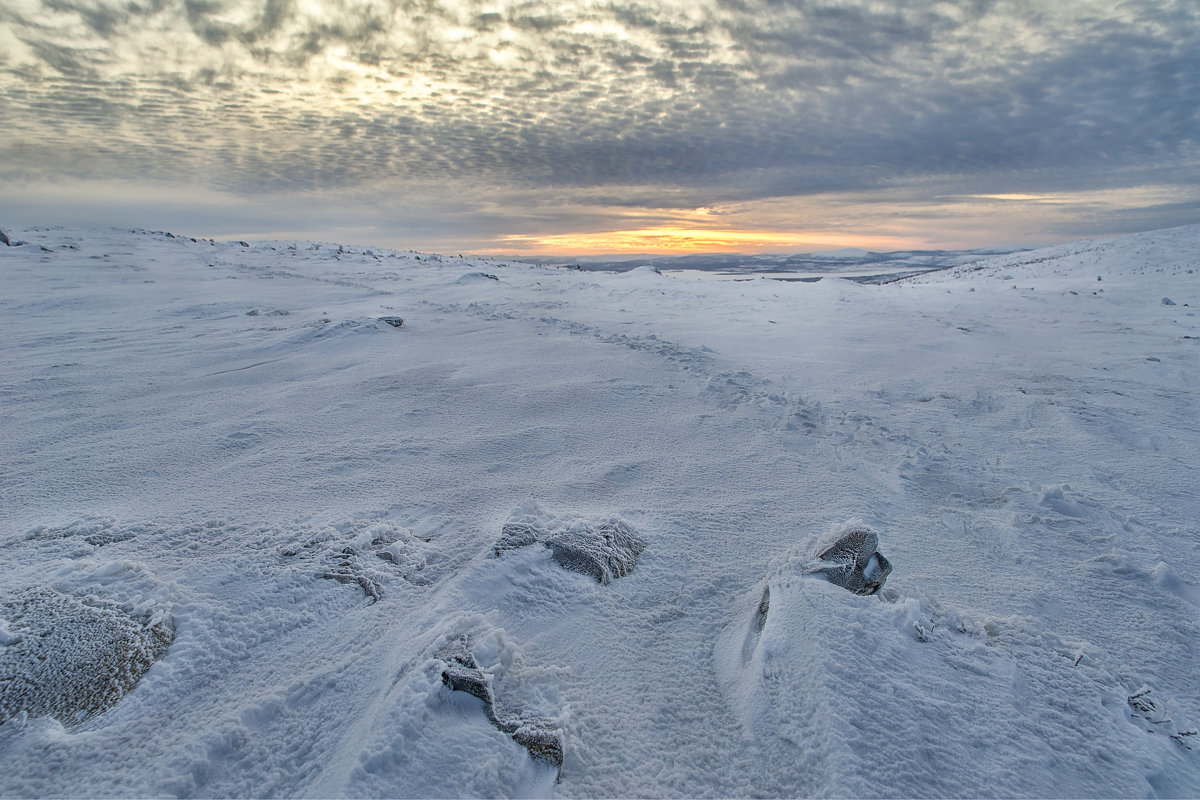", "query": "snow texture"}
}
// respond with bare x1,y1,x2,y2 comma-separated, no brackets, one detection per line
1,224,1198,797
